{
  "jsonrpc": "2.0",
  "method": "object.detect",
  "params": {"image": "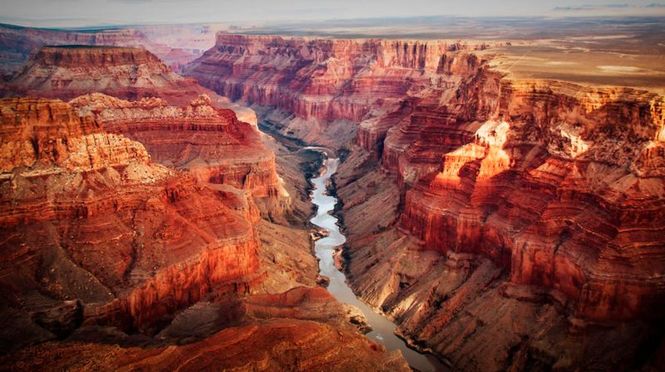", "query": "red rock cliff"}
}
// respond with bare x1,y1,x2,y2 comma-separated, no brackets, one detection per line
4,46,214,106
0,97,261,333
396,78,665,322
186,32,665,369
188,33,665,323
185,33,491,145
68,93,284,205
